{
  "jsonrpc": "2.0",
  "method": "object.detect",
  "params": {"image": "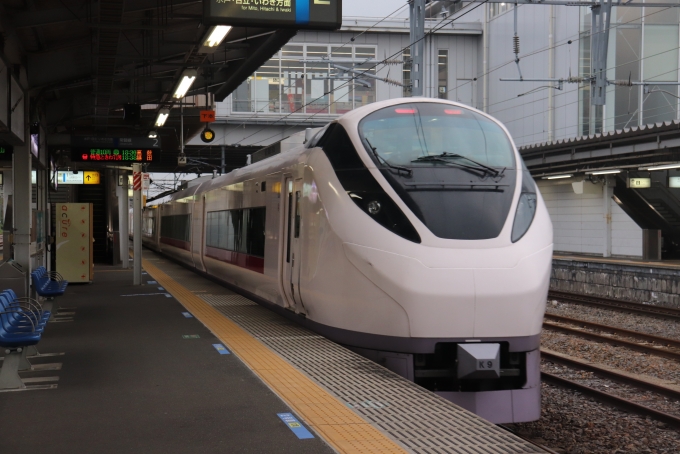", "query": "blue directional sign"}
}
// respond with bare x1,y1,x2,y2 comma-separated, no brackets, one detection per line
204,0,341,30
277,413,314,439
212,344,231,355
